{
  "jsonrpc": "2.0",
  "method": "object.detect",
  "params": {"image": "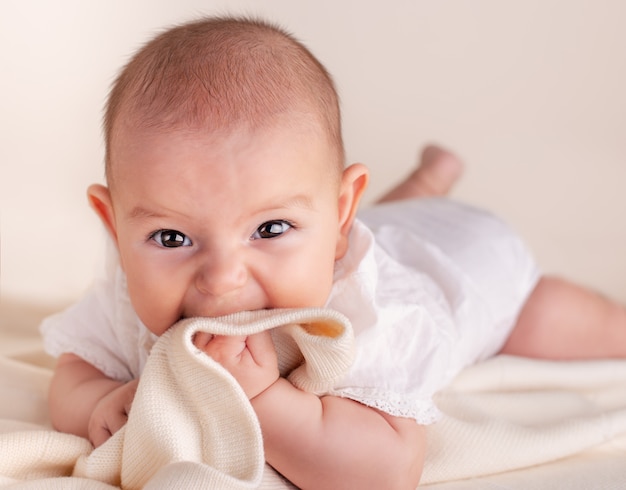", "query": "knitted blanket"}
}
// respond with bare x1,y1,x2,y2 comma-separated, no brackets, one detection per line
2,308,355,489
2,305,626,489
